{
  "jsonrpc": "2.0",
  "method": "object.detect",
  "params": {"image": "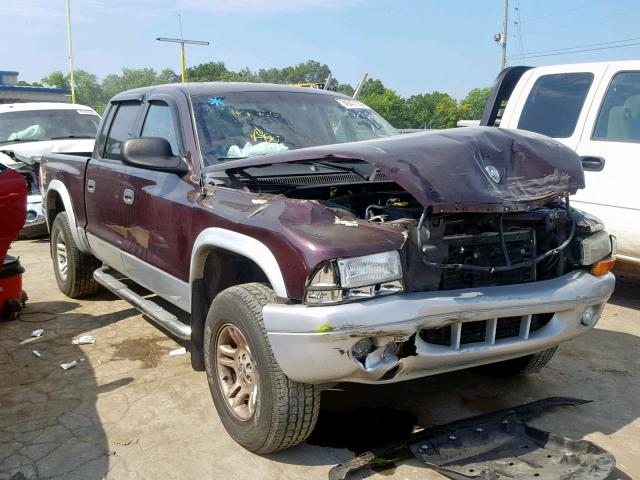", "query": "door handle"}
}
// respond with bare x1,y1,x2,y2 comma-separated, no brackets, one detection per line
87,179,96,193
123,188,134,205
581,156,605,172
